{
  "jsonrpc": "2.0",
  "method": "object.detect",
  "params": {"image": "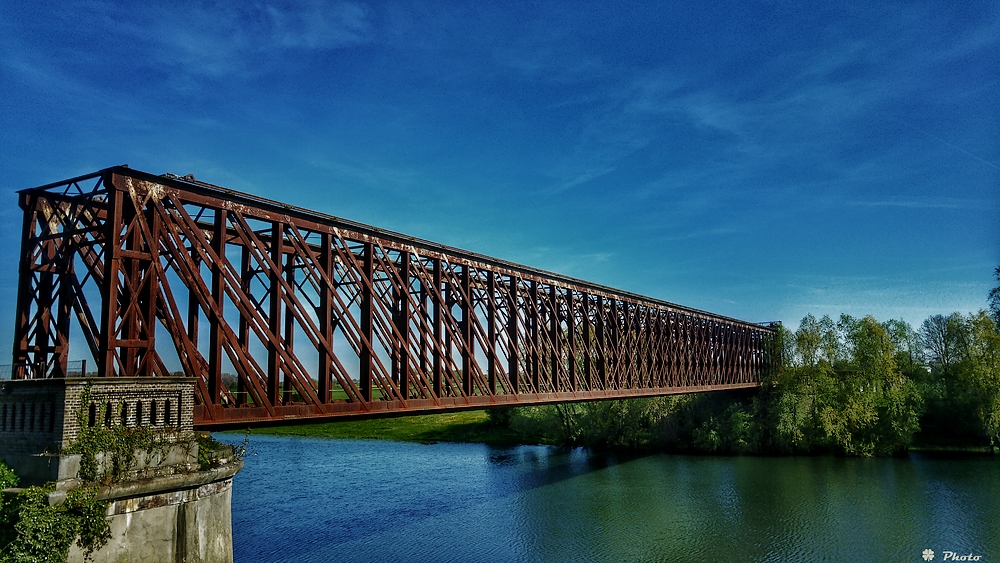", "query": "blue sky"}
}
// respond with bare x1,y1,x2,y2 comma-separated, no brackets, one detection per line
0,0,997,342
